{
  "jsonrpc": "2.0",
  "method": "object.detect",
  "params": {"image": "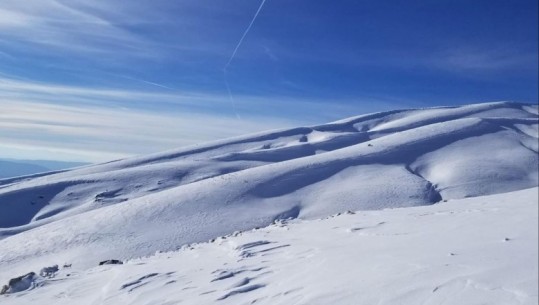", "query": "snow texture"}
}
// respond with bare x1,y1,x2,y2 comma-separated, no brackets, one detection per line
0,101,537,303
1,187,537,304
